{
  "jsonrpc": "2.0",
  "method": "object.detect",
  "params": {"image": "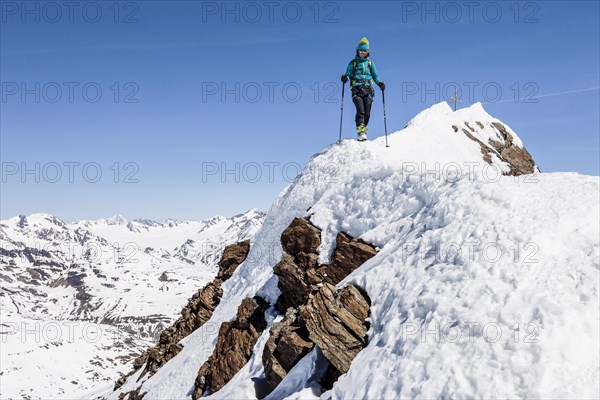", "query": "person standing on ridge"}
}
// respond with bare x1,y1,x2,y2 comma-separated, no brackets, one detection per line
341,37,385,142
